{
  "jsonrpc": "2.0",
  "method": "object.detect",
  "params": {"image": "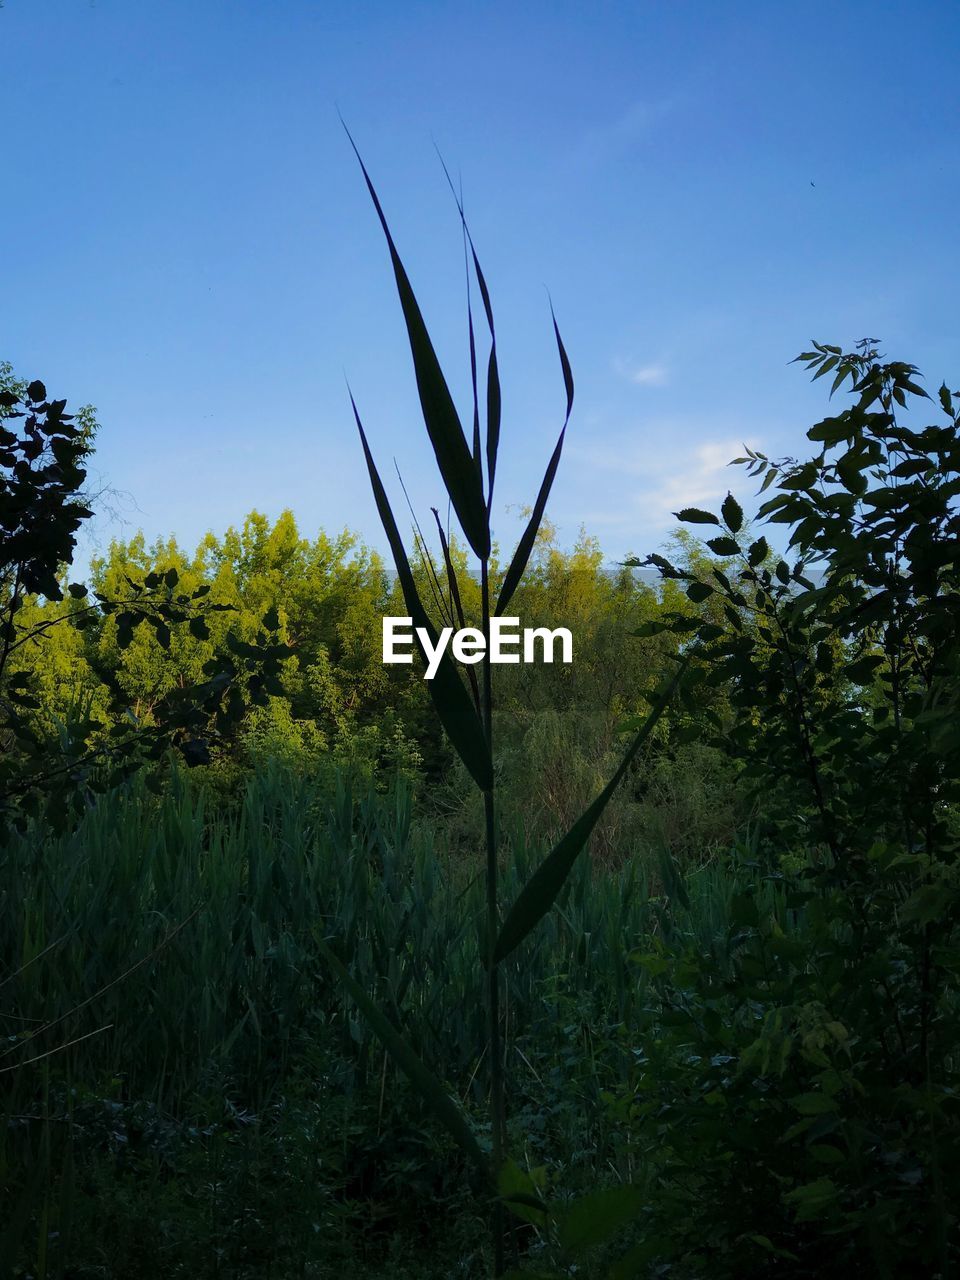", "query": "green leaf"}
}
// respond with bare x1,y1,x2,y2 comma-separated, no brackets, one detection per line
707,537,740,557
316,936,489,1186
492,660,687,965
557,1183,645,1256
901,883,954,927
344,127,489,558
809,1144,845,1164
497,1160,547,1226
783,1176,838,1222
900,378,929,399
789,1092,838,1116
674,507,719,525
844,655,883,684
352,394,492,790
686,581,714,603
657,843,690,911
721,492,744,533
748,1236,799,1263
485,341,501,508
808,414,853,446
466,241,501,509
747,537,768,567
495,304,574,615
836,453,868,495
439,155,501,511
550,299,575,431
630,619,675,639
830,364,850,395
